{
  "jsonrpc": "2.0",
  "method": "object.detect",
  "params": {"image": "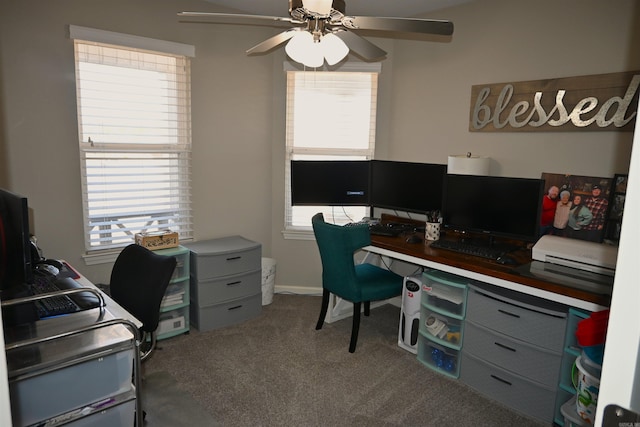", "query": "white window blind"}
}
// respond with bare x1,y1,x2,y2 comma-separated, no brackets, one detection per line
284,70,378,231
73,37,193,251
